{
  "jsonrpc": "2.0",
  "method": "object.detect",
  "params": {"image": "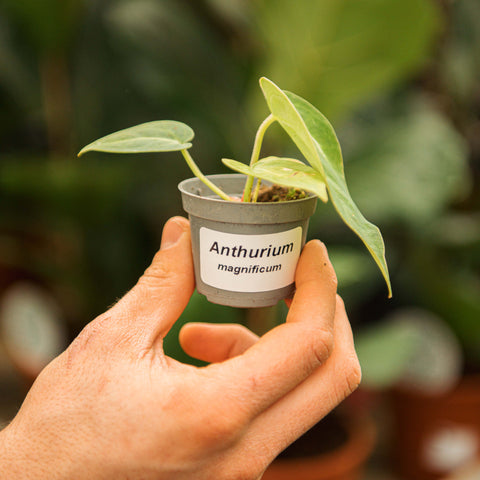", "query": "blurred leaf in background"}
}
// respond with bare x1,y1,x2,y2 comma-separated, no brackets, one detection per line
251,0,441,121
345,97,469,227
0,0,84,156
1,0,82,53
